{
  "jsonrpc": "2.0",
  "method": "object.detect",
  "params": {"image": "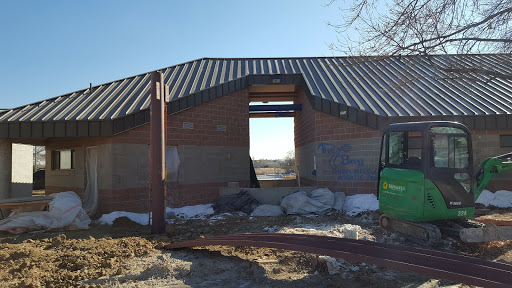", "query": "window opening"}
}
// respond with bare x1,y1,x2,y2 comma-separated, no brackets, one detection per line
432,134,468,169
52,149,75,170
387,131,422,169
